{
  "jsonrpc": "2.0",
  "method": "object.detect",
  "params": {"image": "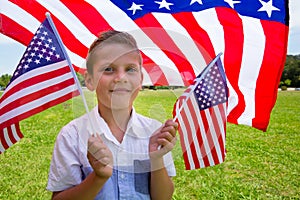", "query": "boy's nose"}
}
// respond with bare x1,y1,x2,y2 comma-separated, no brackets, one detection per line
114,69,127,83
